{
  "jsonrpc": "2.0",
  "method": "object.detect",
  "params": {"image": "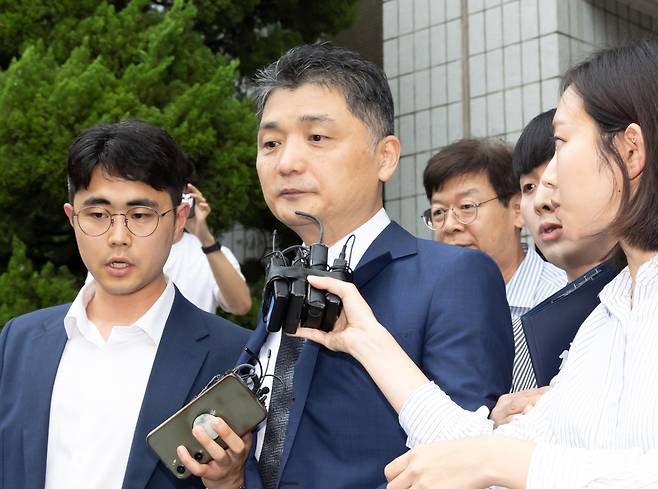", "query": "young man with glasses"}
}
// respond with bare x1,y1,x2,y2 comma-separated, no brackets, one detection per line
422,138,566,392
0,120,250,489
